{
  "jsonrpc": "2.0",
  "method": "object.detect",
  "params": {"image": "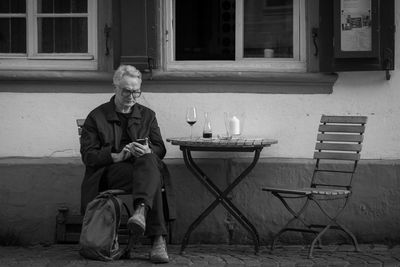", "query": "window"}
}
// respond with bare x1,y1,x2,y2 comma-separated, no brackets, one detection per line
164,0,306,72
0,0,97,70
